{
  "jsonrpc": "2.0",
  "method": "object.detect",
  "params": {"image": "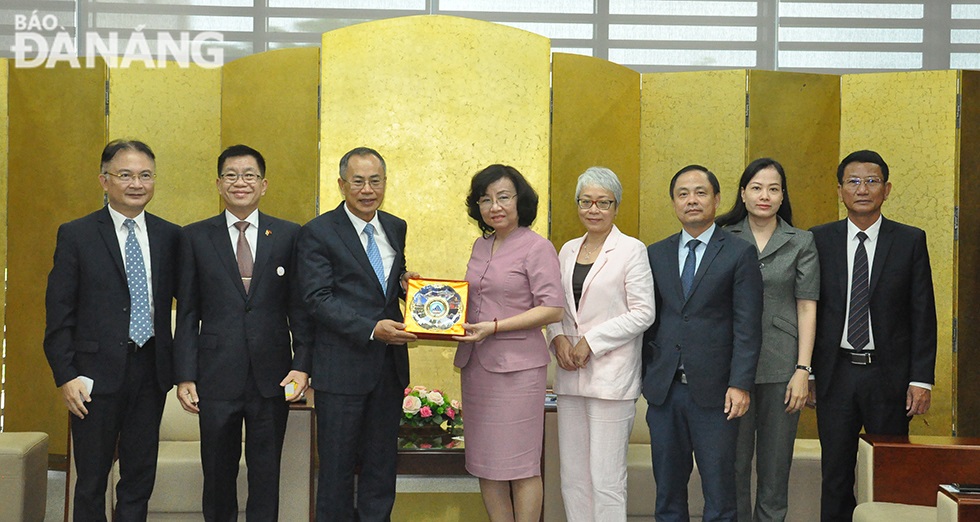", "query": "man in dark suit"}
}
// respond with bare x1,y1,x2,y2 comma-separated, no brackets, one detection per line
174,144,311,521
296,147,418,522
810,150,937,522
642,165,763,522
44,139,180,521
